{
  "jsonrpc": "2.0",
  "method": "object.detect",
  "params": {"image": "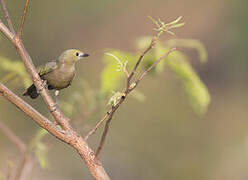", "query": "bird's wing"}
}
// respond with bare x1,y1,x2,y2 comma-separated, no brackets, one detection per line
37,61,57,77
